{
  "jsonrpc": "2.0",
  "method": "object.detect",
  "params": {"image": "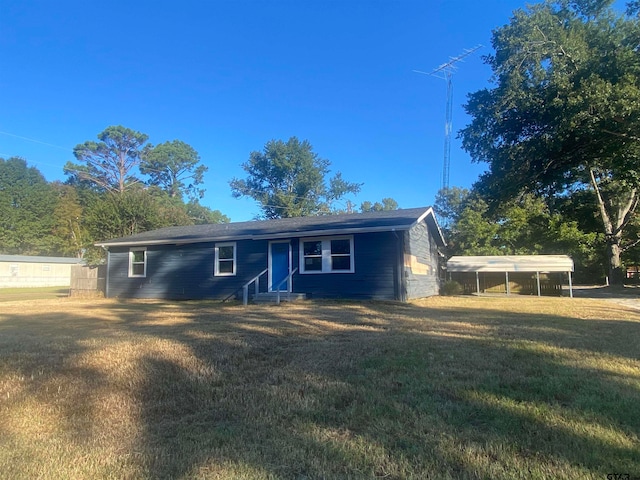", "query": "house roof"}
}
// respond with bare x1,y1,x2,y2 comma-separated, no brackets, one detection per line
447,255,574,273
96,206,446,248
0,255,84,264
